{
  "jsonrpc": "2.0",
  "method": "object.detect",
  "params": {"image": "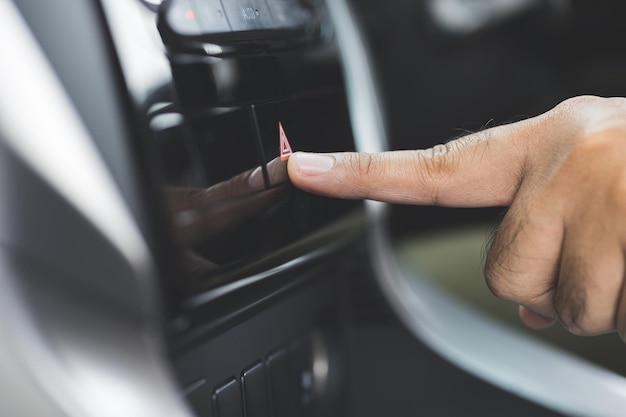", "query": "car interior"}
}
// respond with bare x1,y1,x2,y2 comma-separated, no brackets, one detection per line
2,0,626,416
